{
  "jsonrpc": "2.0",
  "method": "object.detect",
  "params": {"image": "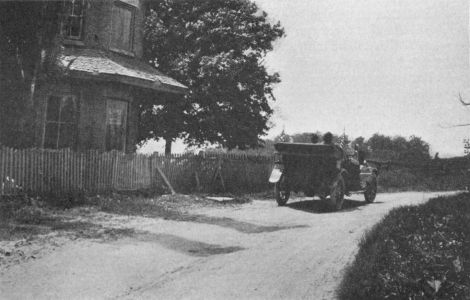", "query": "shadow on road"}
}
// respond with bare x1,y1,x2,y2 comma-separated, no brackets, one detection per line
179,214,307,234
135,232,245,257
286,198,372,214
